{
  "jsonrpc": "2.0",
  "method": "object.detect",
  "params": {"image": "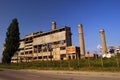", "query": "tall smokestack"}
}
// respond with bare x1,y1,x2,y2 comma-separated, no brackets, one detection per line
78,24,85,57
99,29,107,54
52,21,56,30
